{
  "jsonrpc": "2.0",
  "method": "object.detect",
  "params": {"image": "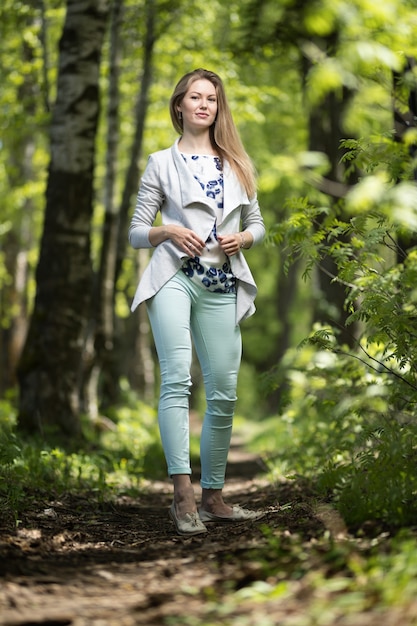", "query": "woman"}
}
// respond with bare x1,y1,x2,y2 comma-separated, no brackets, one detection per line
129,69,265,536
